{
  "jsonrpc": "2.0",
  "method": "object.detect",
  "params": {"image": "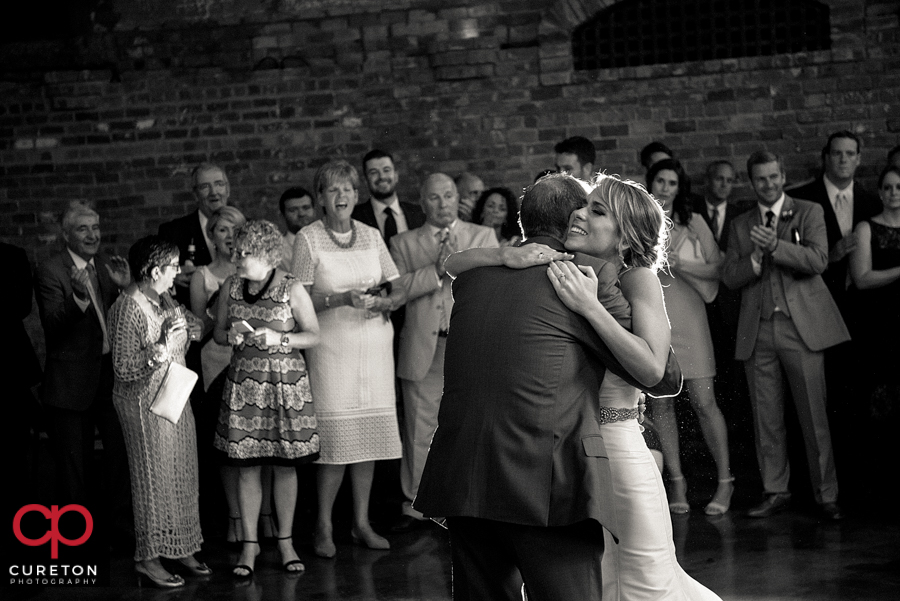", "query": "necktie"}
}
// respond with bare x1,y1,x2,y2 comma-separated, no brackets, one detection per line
383,207,398,243
835,192,852,237
85,263,111,354
765,210,775,229
711,206,721,242
437,229,452,331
